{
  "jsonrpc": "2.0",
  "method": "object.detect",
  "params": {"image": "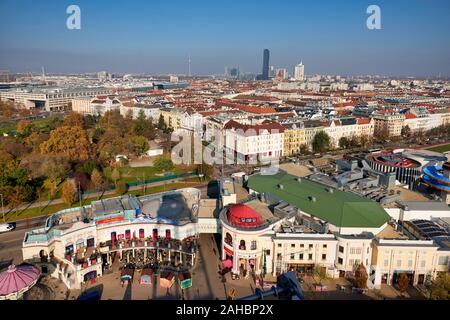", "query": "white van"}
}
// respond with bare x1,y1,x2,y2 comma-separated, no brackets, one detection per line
0,223,14,233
